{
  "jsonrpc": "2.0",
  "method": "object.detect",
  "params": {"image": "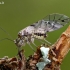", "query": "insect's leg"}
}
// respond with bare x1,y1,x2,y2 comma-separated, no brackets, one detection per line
44,39,52,45
0,38,14,42
31,37,37,47
24,36,35,51
27,42,35,52
32,42,37,47
36,38,44,43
